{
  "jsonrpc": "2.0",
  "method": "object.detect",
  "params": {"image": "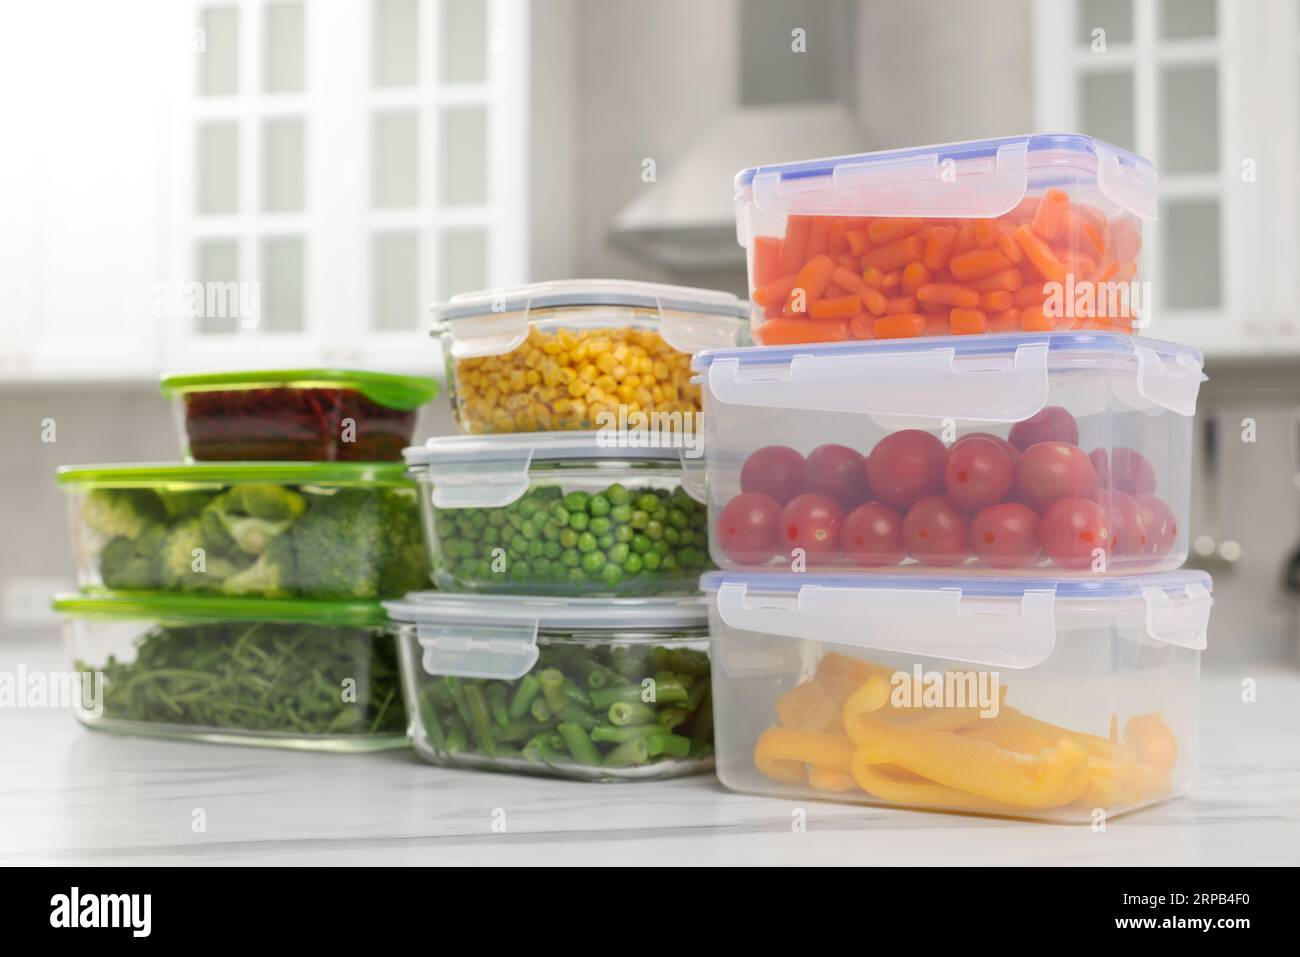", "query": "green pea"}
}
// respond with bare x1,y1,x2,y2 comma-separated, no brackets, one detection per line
581,551,607,573
527,539,544,558
663,527,680,545
635,493,660,512
652,539,670,557
521,520,538,539
678,529,696,546
601,563,625,588
559,528,578,549
659,553,679,572
543,540,562,560
623,553,644,575
610,504,633,524
630,510,649,530
488,510,508,527
608,542,630,565
667,508,688,529
614,525,633,543
597,534,614,550
631,533,652,555
560,549,580,568
642,550,662,571
577,531,598,553
569,511,590,531
589,516,611,536
589,495,611,517
645,520,664,540
563,491,590,512
519,498,540,518
552,505,570,526
606,484,630,506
